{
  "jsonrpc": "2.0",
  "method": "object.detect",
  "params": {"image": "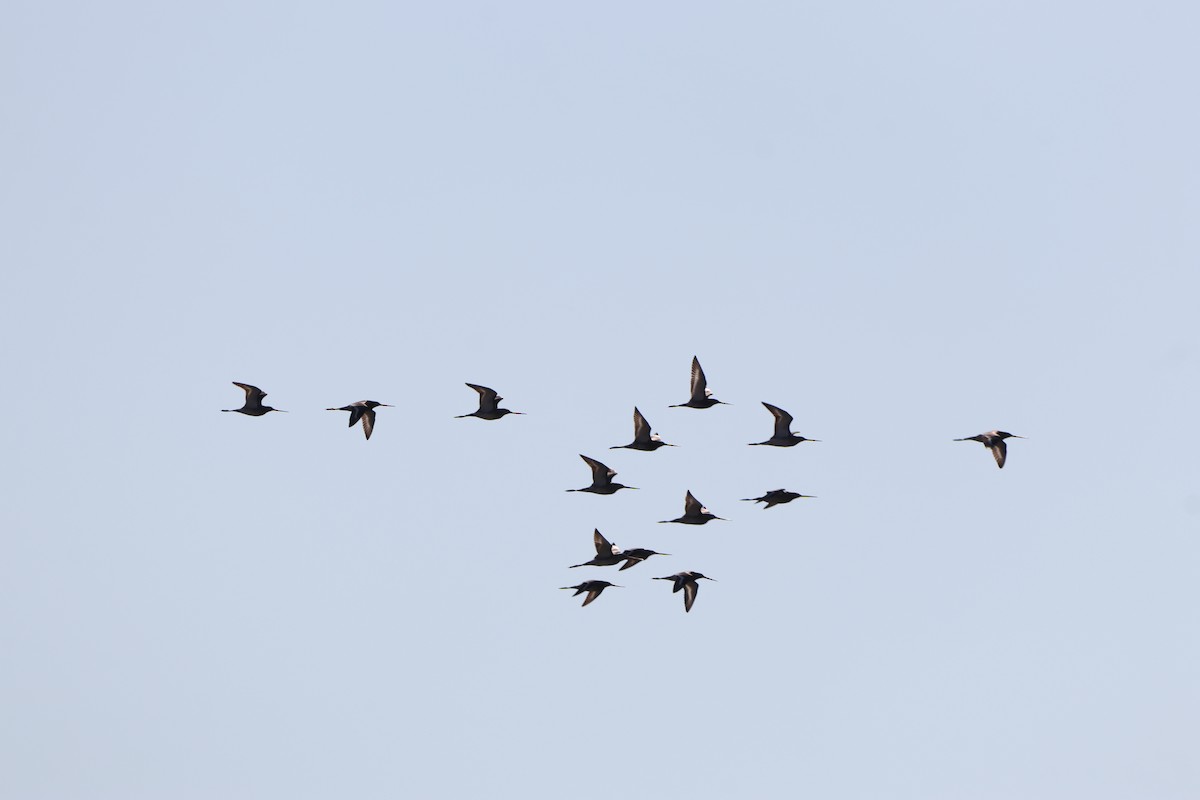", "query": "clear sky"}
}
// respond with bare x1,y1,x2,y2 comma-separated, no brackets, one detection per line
3,2,1198,798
